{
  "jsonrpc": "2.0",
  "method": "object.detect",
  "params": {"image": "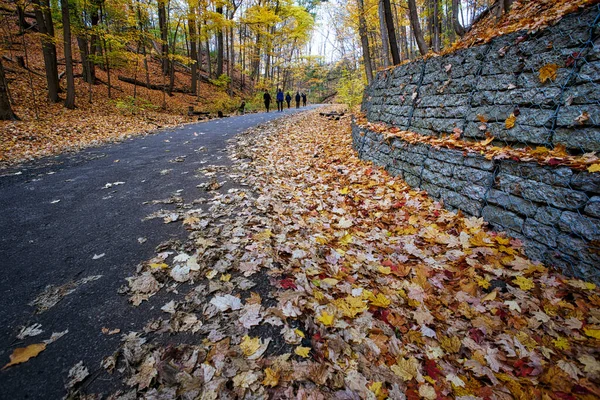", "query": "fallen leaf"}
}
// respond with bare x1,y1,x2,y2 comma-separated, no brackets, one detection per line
505,113,516,129
295,346,311,358
2,343,47,370
539,63,559,83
